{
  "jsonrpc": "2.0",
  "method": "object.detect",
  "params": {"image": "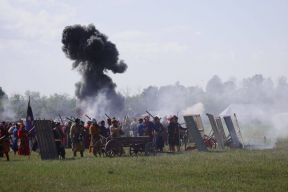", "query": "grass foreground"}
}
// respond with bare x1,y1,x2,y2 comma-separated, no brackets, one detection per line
0,138,288,192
